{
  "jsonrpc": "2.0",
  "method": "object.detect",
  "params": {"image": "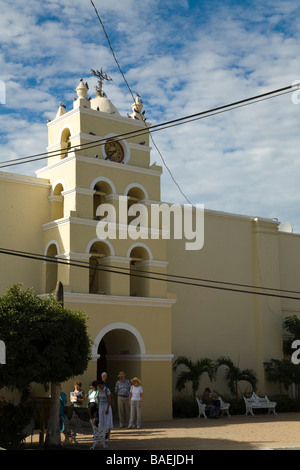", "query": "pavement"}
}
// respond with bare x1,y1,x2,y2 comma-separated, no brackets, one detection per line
23,412,300,451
